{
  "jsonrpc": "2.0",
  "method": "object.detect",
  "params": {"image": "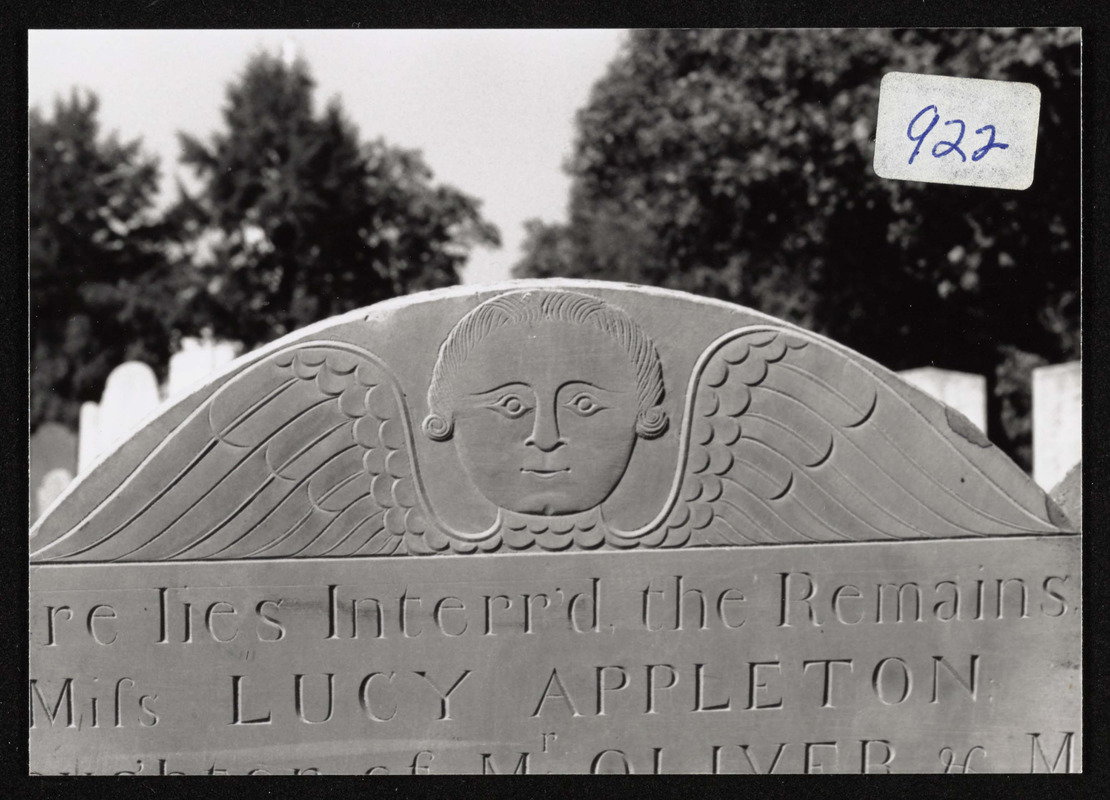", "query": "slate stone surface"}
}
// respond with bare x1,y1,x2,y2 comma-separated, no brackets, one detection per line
1050,462,1082,532
28,281,1080,774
